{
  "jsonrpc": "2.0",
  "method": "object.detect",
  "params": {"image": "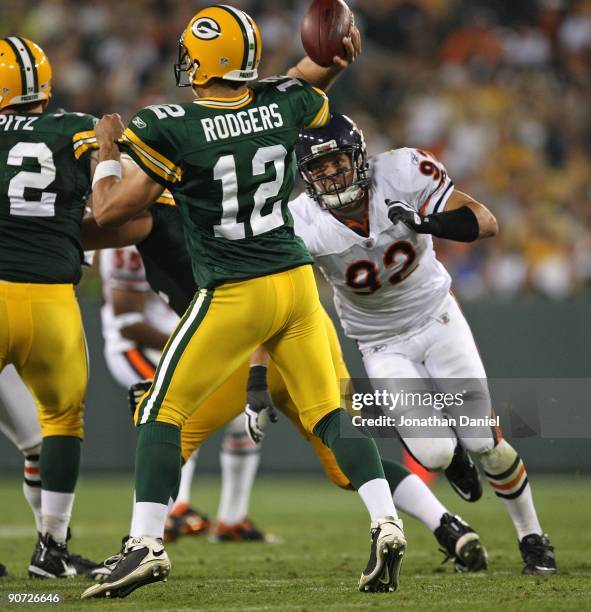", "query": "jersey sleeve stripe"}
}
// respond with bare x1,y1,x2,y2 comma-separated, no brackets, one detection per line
72,131,99,159
73,130,96,142
155,191,176,206
306,92,330,129
124,348,157,379
73,143,98,160
432,181,454,214
122,129,183,183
